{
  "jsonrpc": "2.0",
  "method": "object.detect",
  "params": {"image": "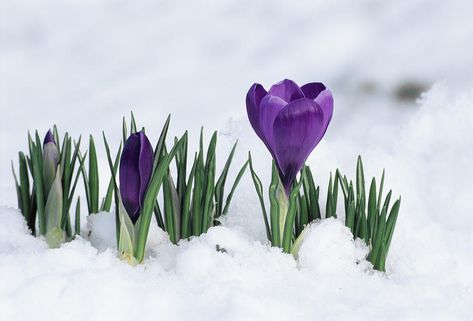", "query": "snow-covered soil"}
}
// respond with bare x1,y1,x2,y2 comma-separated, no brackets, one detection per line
1,0,473,320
